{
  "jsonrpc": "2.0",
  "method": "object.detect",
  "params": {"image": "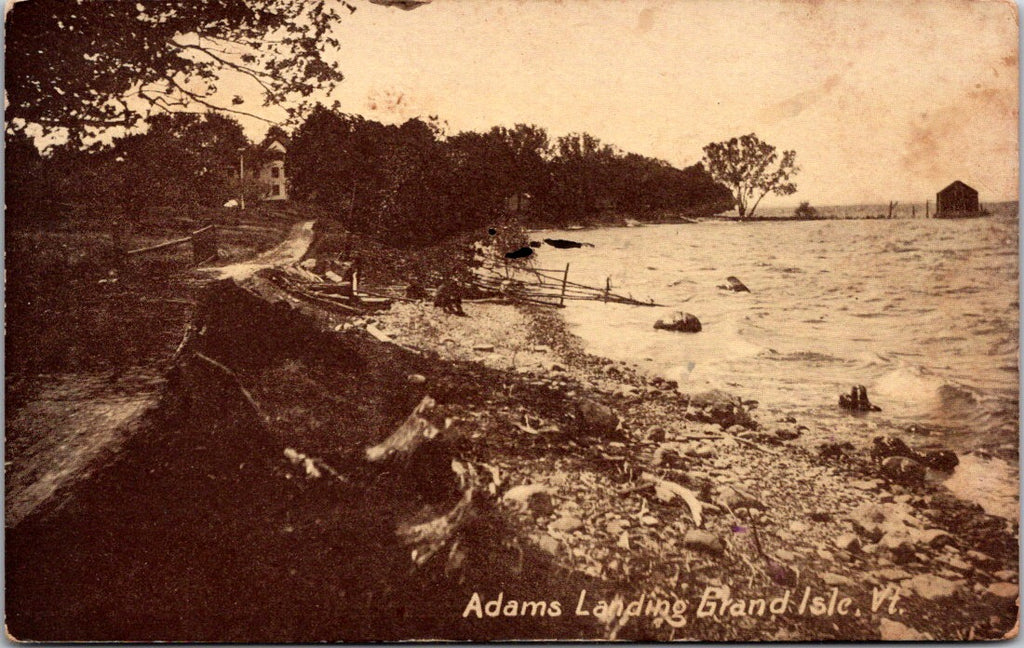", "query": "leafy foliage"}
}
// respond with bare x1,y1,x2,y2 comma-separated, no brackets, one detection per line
6,113,251,225
287,106,733,246
6,0,352,137
701,133,798,219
